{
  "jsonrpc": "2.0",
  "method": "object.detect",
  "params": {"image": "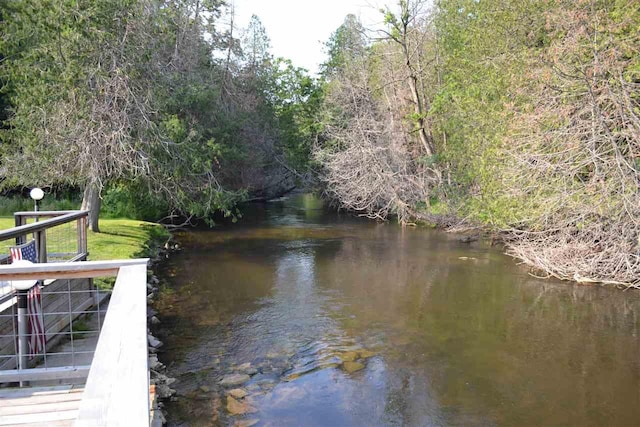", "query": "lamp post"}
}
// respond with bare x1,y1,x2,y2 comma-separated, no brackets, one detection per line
29,188,44,223
11,260,37,387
